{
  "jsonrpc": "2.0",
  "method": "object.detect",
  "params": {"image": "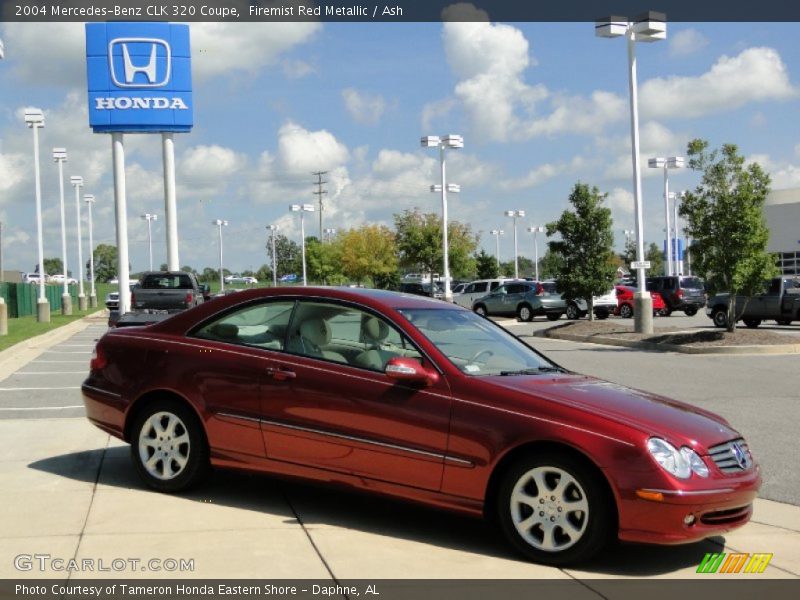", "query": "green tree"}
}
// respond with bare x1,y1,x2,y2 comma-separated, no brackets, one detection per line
679,139,776,332
475,249,499,279
394,209,478,280
181,265,197,275
644,242,664,278
500,256,534,279
620,238,637,269
339,225,398,285
538,249,564,280
43,257,63,276
267,234,302,279
547,183,616,320
306,237,346,285
93,244,118,283
159,263,168,271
